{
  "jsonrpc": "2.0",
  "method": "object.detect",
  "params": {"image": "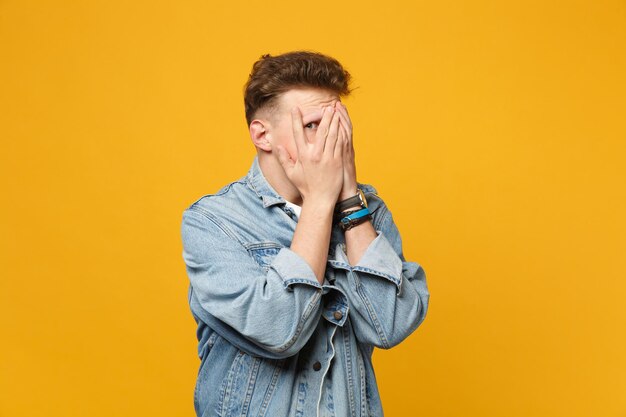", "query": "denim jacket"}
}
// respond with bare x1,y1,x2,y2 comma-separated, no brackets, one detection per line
181,157,429,417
